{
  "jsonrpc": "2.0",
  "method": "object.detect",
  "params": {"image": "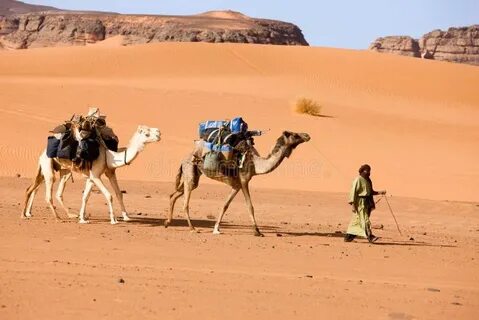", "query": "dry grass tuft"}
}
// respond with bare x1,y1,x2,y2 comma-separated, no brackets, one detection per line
294,97,322,117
